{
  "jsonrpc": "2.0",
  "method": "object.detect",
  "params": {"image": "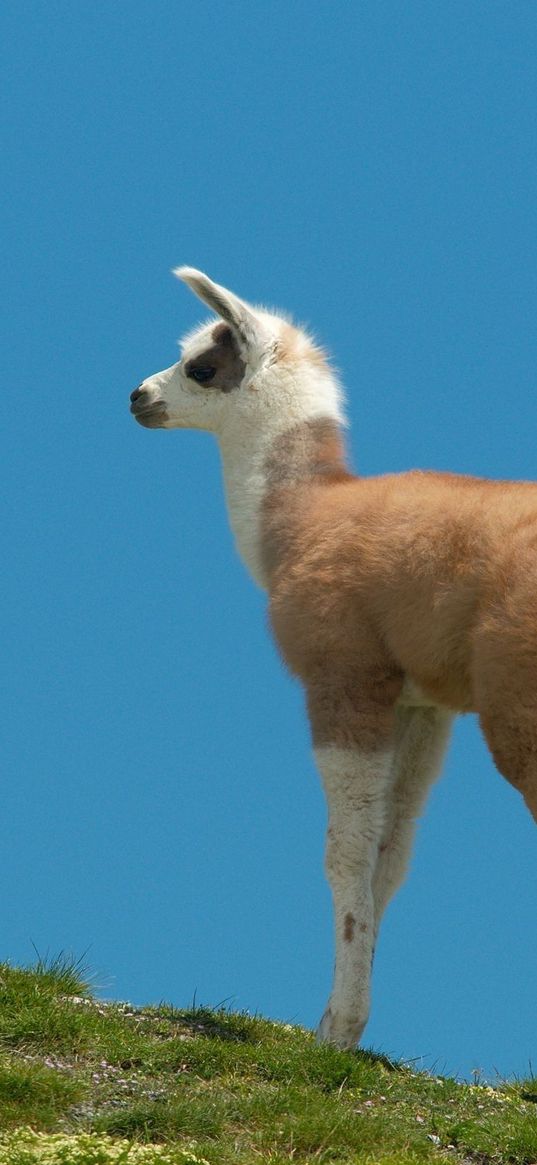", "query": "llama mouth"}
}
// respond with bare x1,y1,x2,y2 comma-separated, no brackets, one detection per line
130,400,169,427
